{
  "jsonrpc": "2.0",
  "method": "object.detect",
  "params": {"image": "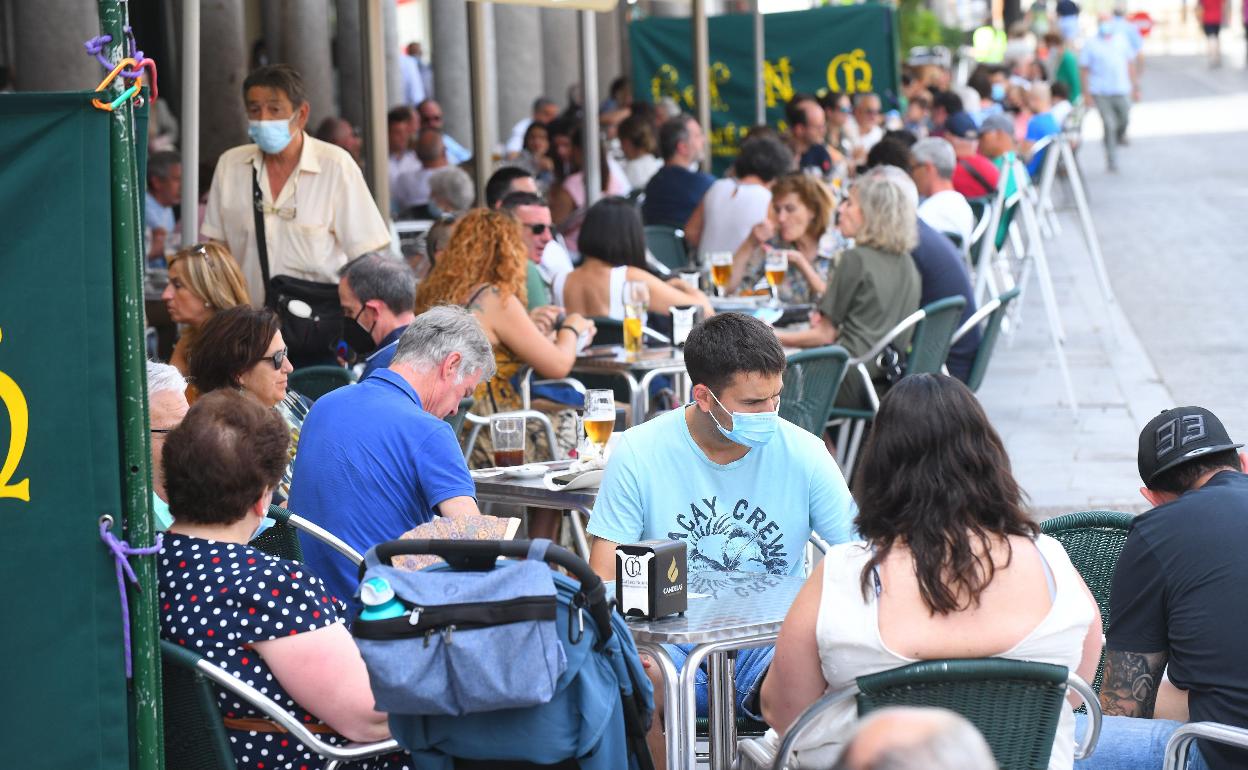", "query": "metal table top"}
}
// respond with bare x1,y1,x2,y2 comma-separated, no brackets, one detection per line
472,464,599,512
574,346,685,374
625,570,806,645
